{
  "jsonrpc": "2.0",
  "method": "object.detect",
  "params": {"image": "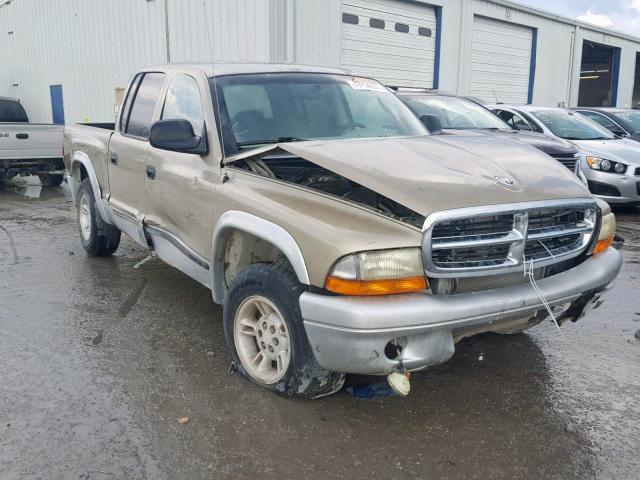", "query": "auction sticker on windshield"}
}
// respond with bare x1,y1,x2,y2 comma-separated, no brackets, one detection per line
348,77,387,93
